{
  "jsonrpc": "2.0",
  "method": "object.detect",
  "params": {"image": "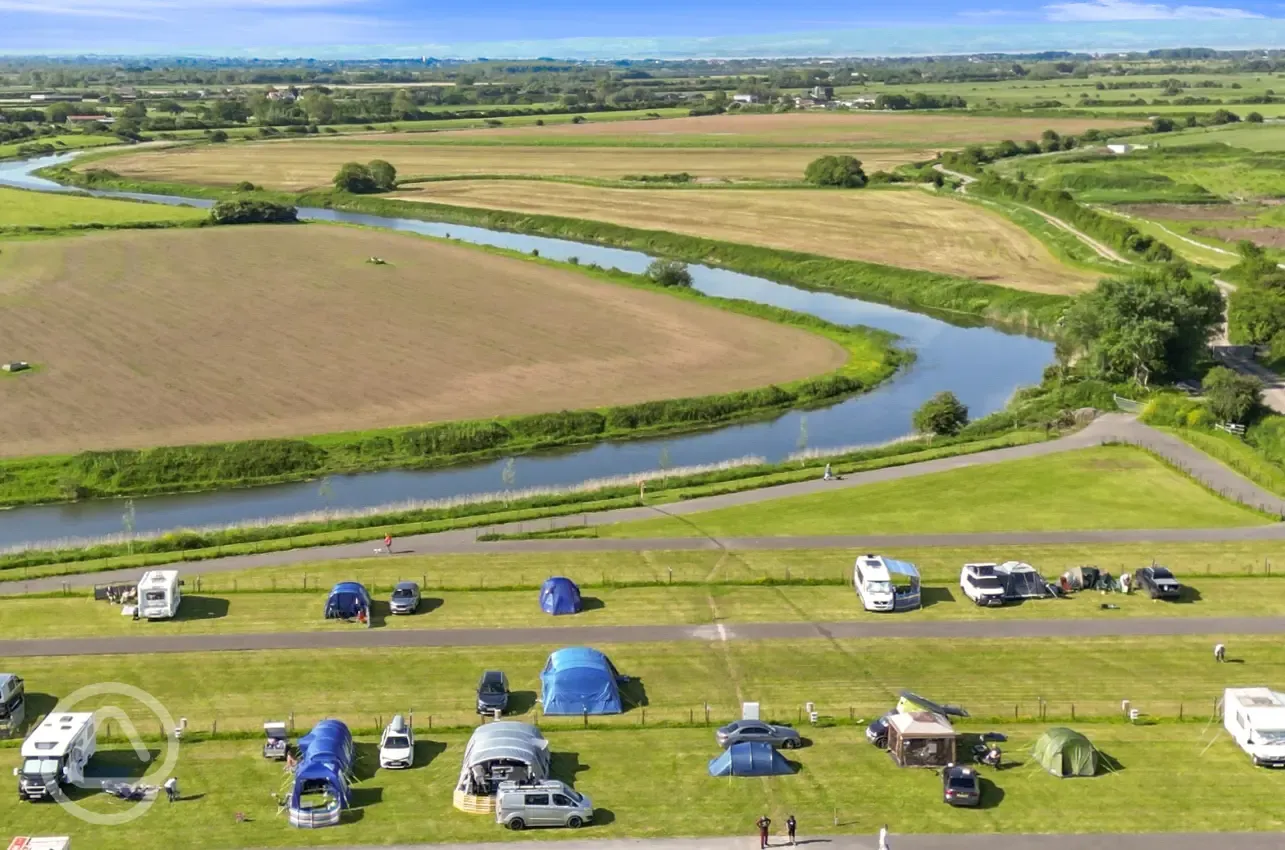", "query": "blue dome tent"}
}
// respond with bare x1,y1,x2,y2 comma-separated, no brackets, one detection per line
324,582,371,620
289,719,356,828
539,577,582,616
708,741,794,777
539,647,623,715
